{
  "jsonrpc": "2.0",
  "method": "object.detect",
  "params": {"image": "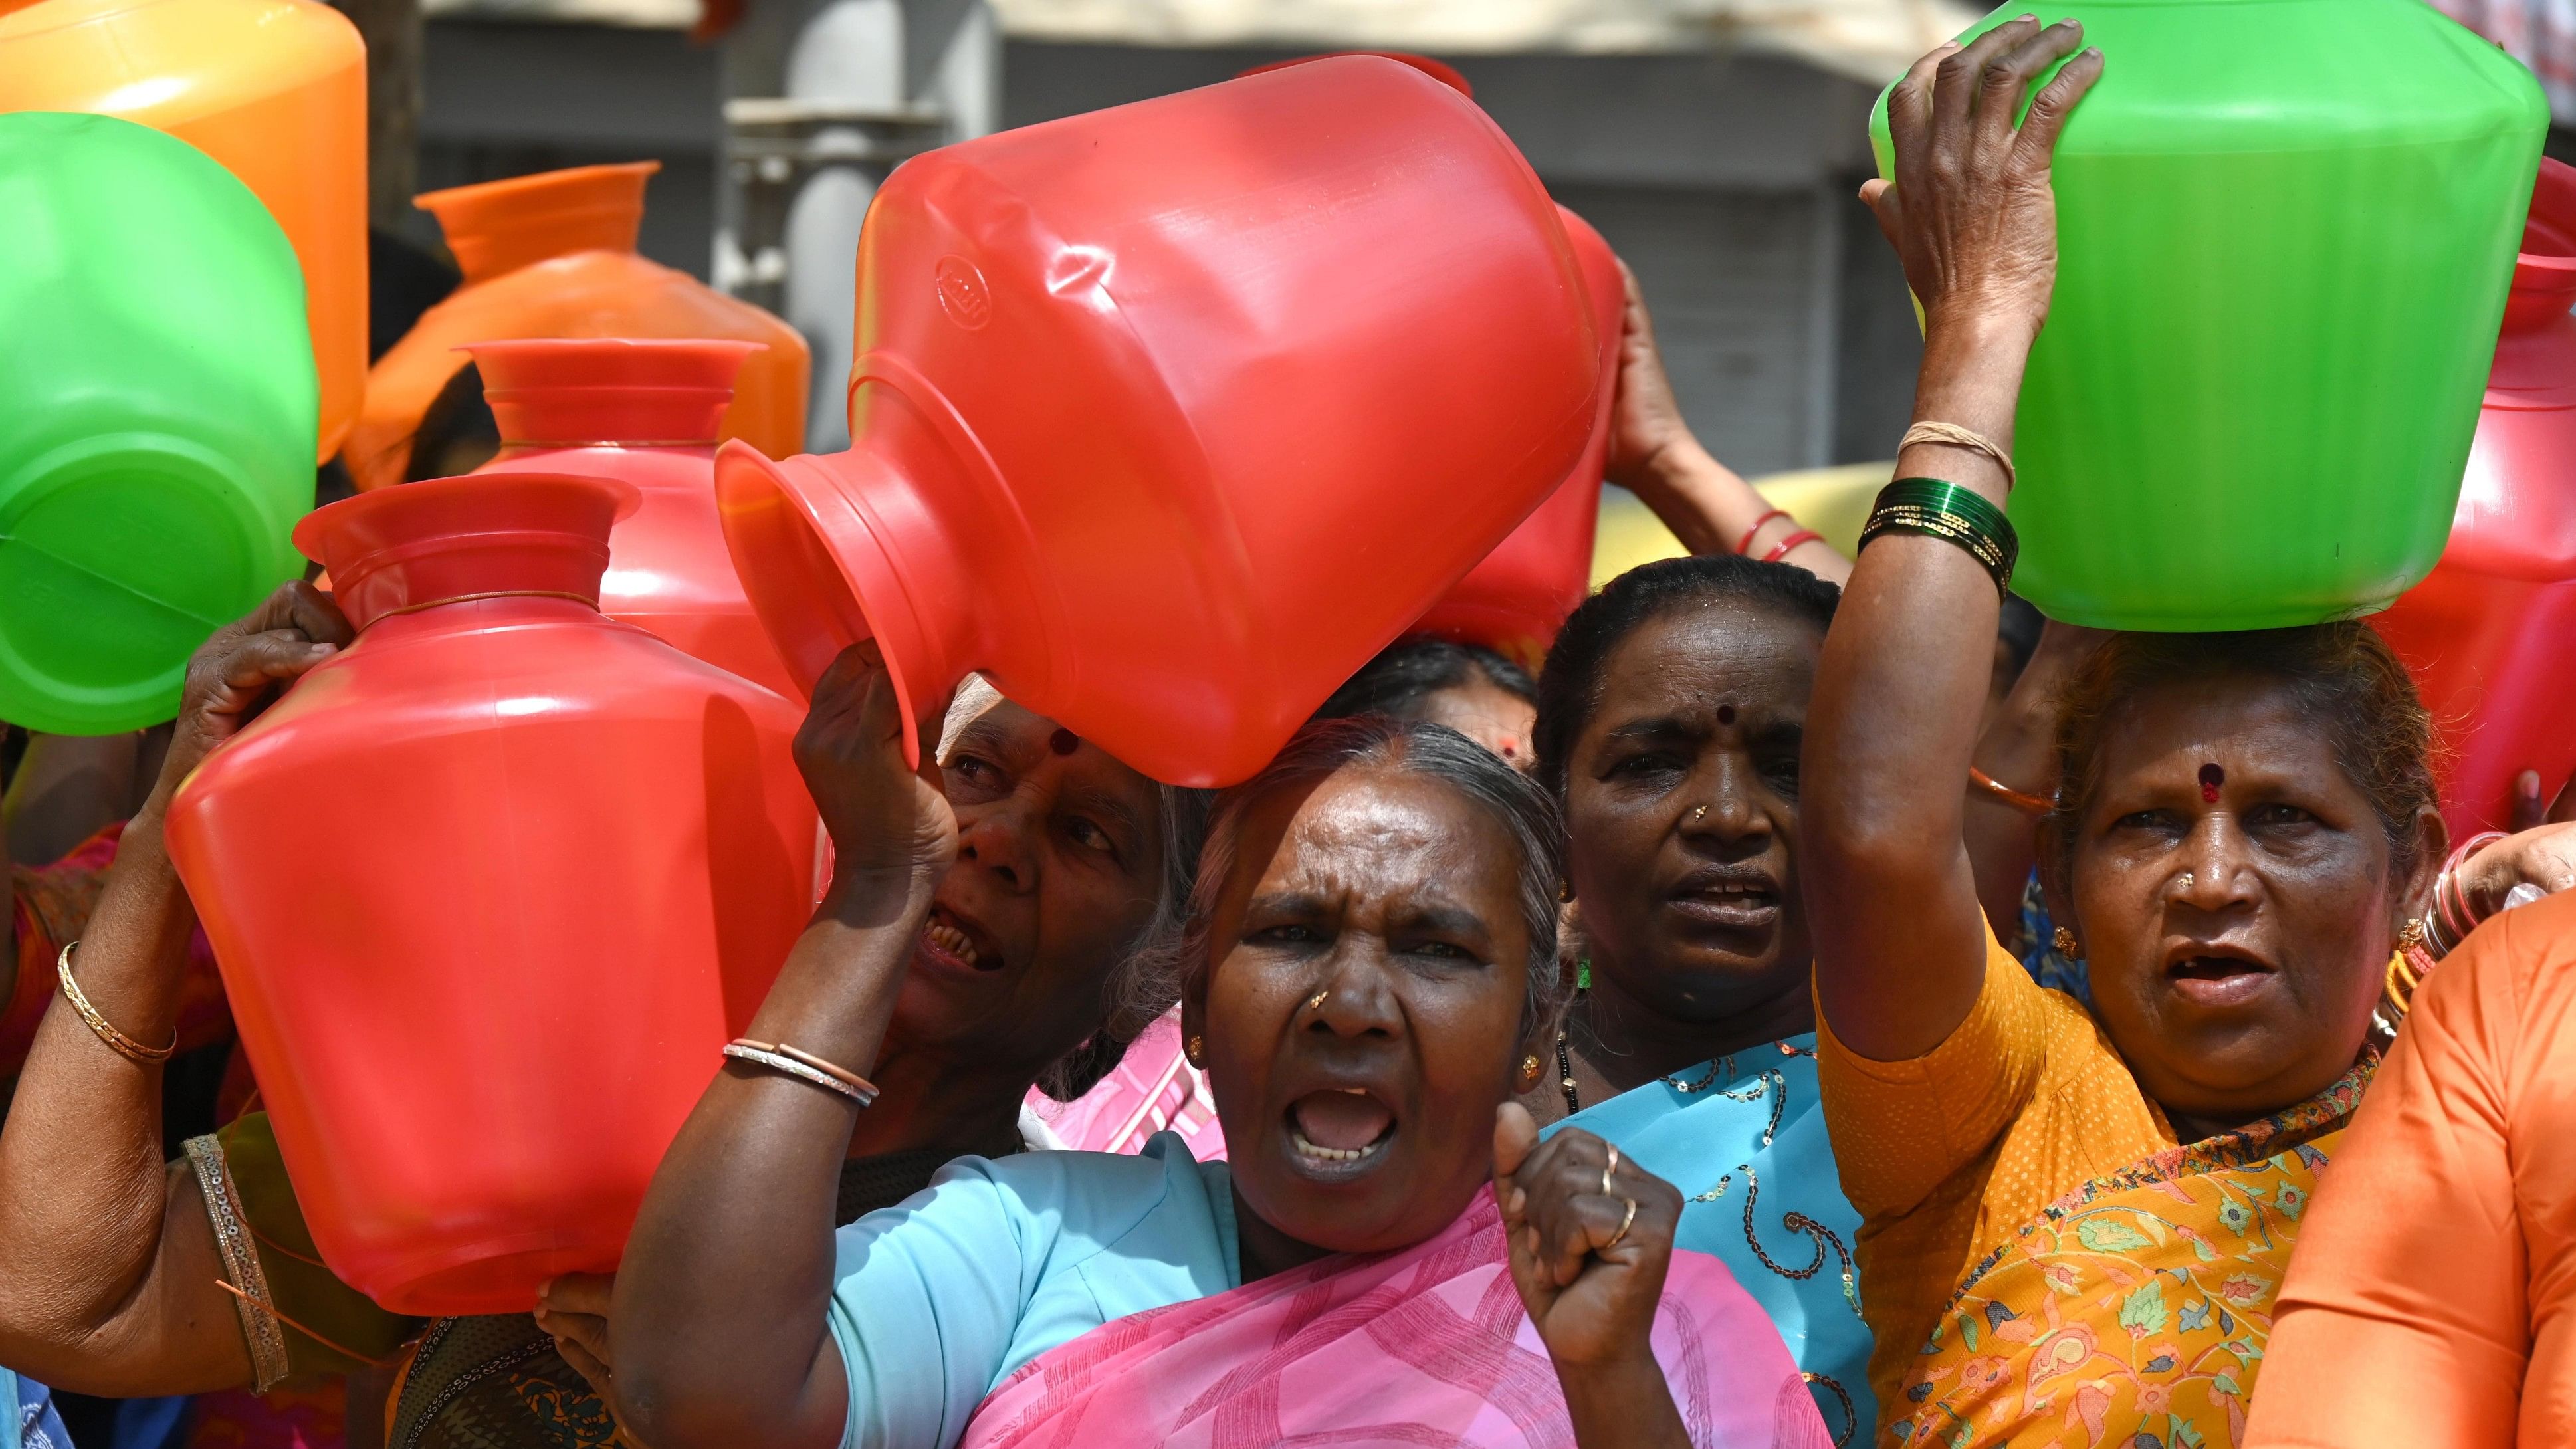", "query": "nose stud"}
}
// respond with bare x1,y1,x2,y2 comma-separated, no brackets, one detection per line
2176,871,2196,893
1687,805,1709,823
1306,988,1330,1012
